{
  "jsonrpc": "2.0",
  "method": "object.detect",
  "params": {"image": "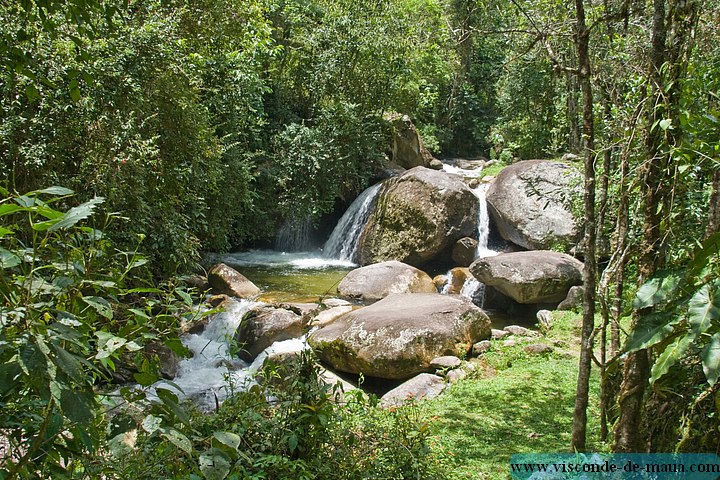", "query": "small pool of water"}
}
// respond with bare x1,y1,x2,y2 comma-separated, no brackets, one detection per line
207,250,354,303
